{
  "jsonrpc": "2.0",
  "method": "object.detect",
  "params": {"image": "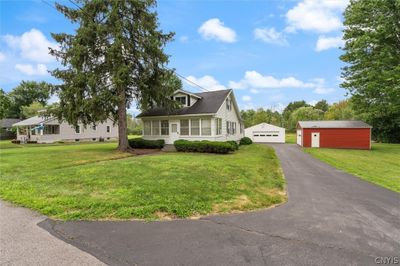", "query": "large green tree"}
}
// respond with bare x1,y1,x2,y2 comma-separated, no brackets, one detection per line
6,81,51,118
50,0,180,151
324,100,356,120
341,0,400,143
314,100,329,113
288,107,324,131
0,89,11,119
